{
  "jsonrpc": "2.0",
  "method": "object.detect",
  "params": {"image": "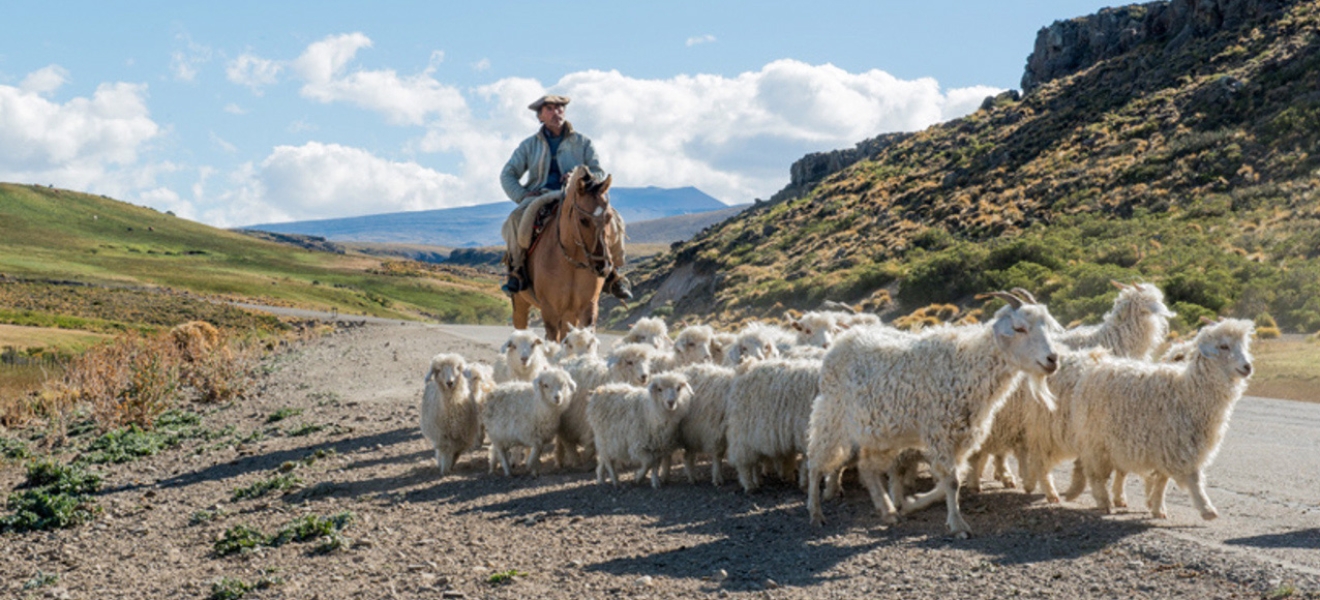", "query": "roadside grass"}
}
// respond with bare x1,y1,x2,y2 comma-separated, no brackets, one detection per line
0,459,102,532
1247,336,1320,403
213,512,355,557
